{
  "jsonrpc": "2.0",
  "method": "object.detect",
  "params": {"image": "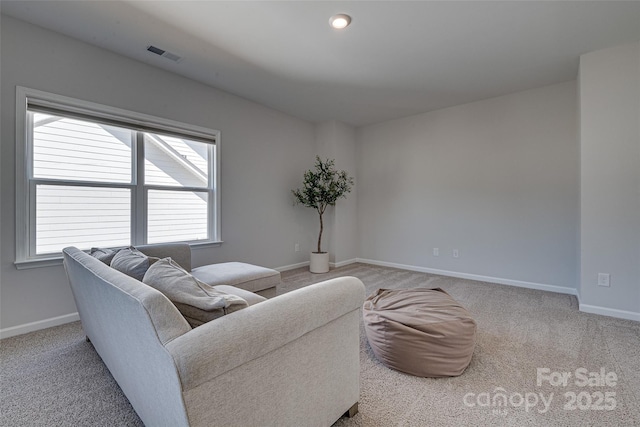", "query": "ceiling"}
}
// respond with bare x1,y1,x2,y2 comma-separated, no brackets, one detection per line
3,1,640,126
